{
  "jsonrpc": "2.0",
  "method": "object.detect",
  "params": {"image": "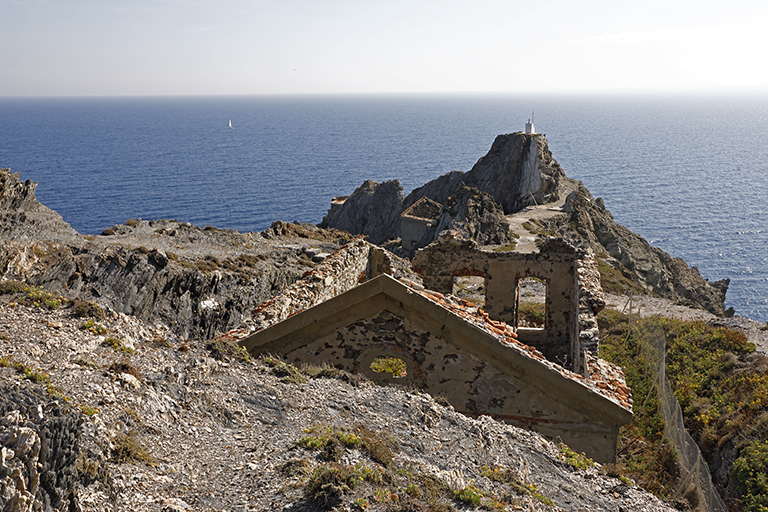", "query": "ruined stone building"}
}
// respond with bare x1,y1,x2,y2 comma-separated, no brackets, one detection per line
236,236,632,462
399,196,443,251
